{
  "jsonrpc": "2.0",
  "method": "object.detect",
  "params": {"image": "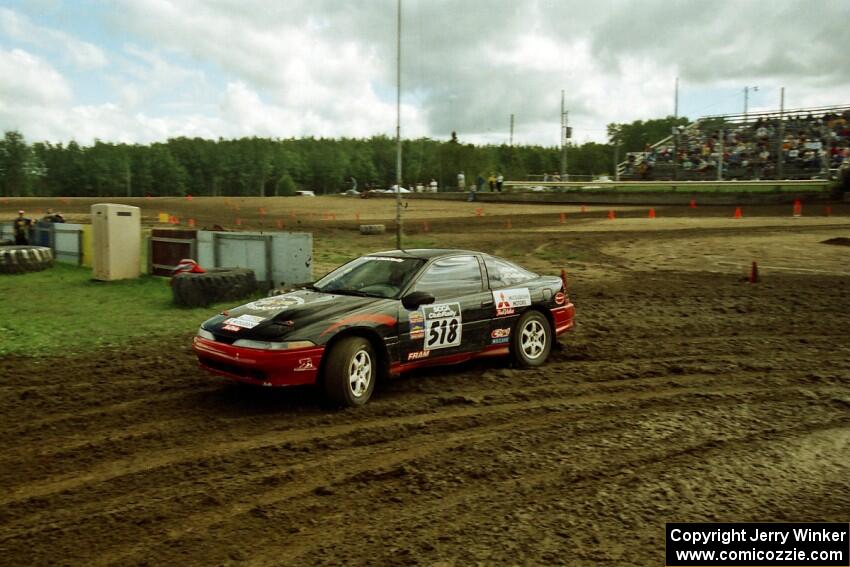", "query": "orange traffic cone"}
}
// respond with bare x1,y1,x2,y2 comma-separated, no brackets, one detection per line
825,205,832,217
276,219,284,229
648,208,656,219
734,207,743,219
422,220,430,232
580,205,587,213
235,217,242,226
506,218,513,229
689,199,697,209
259,207,266,216
559,212,566,224
476,207,484,217
355,212,360,222
186,194,193,201
749,261,759,284
793,199,802,217
188,218,195,228
607,210,616,220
